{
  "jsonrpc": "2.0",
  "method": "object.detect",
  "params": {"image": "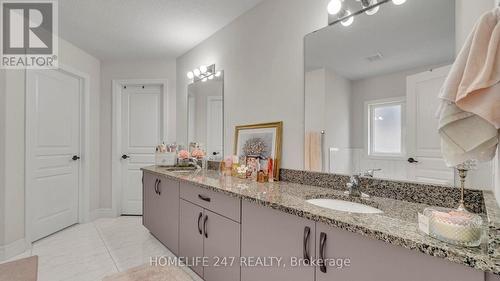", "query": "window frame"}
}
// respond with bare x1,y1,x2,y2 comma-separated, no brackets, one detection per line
364,97,406,159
